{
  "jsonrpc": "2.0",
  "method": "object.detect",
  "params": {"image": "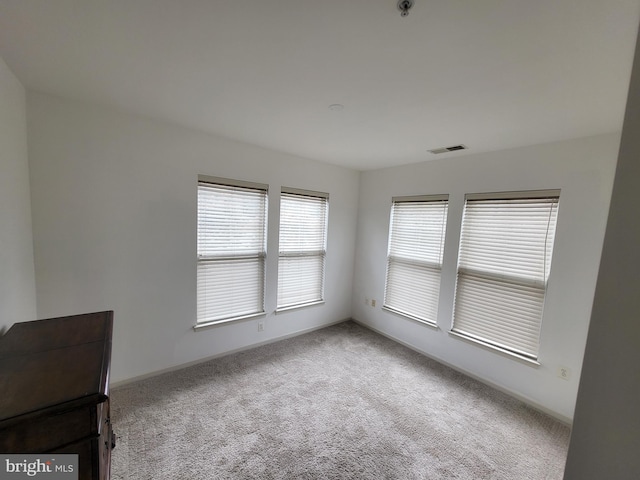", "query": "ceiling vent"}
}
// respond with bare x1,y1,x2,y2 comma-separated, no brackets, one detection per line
428,144,467,154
